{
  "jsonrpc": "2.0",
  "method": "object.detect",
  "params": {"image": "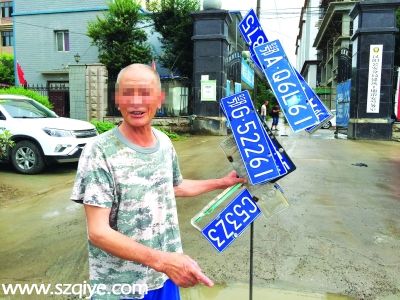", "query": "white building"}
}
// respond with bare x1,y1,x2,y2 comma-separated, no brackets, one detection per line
295,0,320,89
